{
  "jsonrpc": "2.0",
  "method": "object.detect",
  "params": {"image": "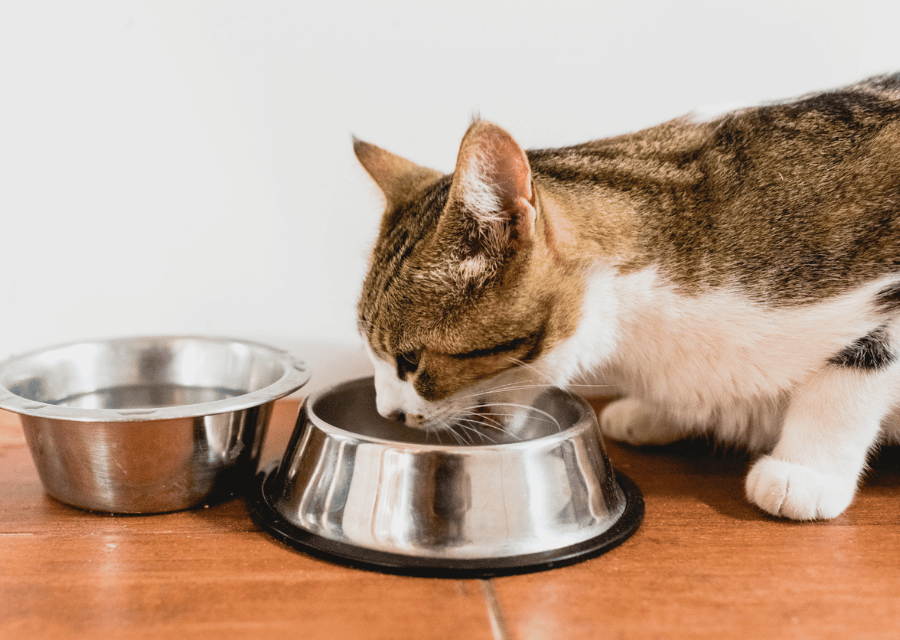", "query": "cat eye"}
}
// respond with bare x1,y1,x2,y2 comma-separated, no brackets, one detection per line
396,350,421,379
448,334,540,361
